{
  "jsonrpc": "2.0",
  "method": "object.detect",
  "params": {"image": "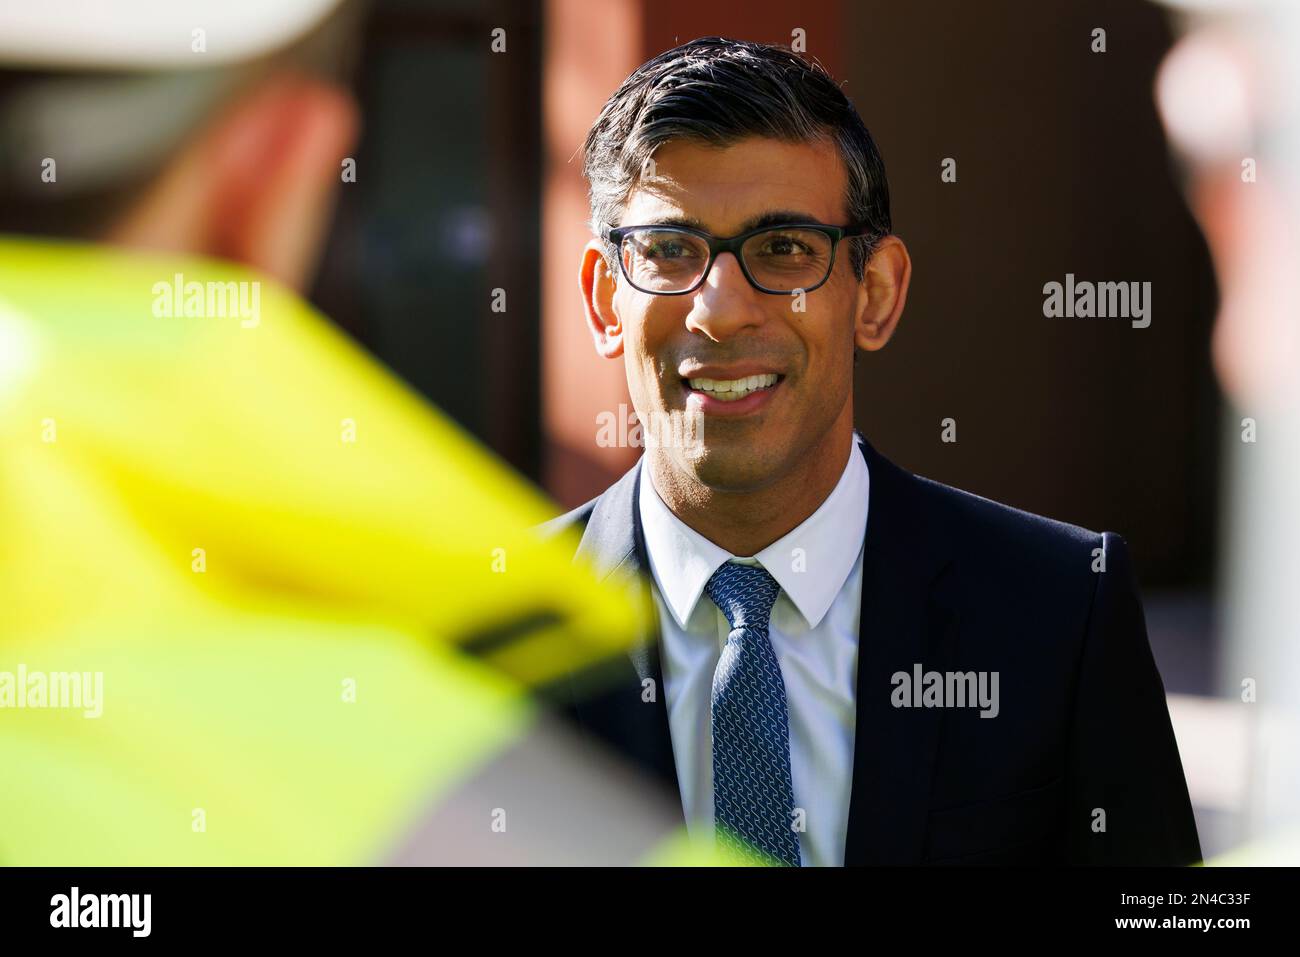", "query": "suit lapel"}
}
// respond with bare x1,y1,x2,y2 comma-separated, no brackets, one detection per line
844,437,958,864
571,458,683,812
